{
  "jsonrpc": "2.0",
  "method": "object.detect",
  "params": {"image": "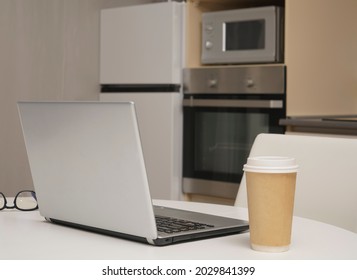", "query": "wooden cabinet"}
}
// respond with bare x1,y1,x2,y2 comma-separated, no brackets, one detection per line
285,0,357,116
